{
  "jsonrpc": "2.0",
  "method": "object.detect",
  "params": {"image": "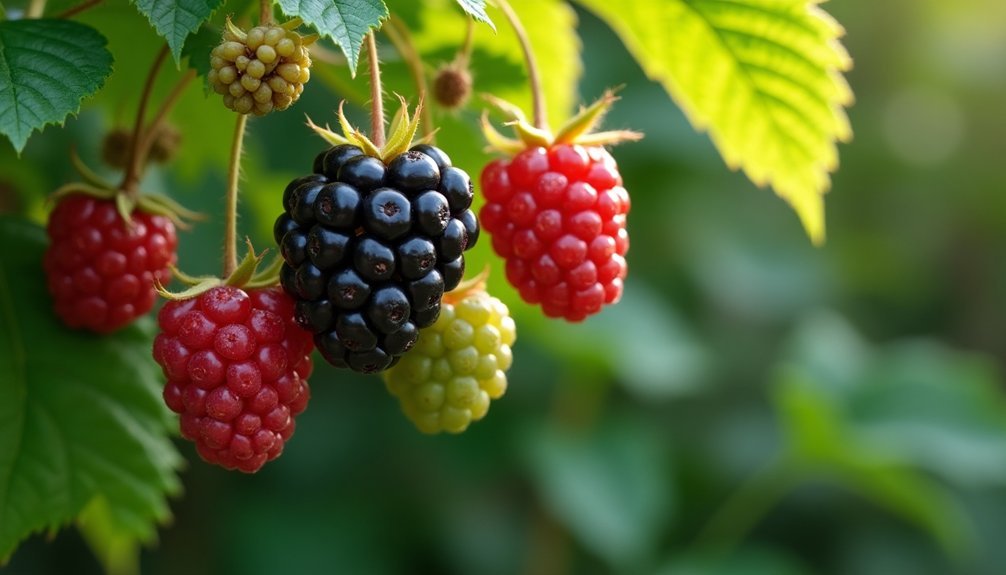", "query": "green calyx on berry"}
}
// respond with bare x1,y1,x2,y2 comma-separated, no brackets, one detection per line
480,88,644,155
52,147,201,229
306,96,431,164
156,238,283,301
